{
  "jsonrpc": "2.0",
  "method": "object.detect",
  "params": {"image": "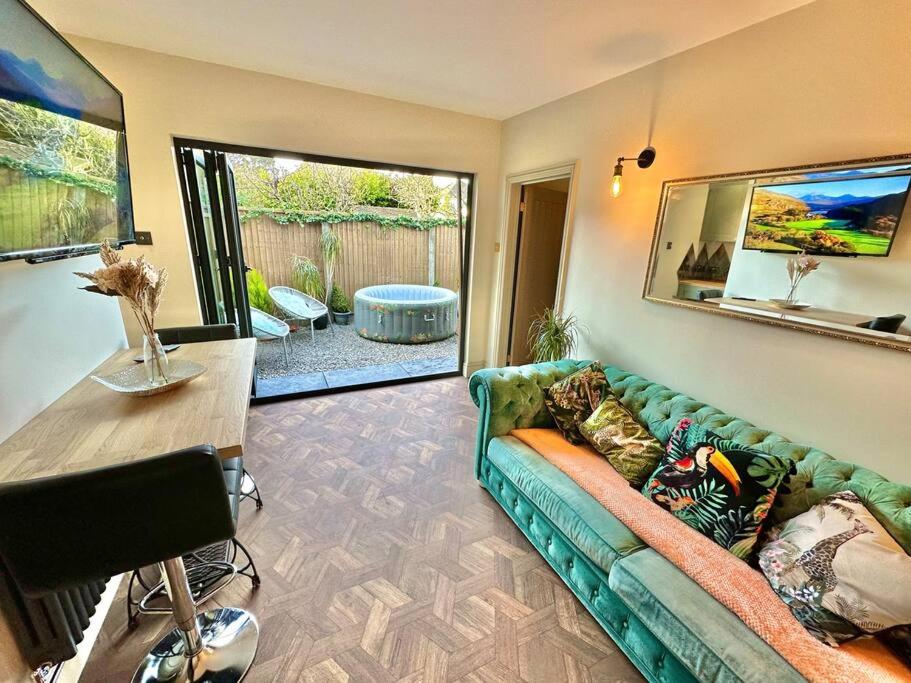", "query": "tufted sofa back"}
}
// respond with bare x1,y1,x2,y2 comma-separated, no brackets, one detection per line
604,366,911,553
